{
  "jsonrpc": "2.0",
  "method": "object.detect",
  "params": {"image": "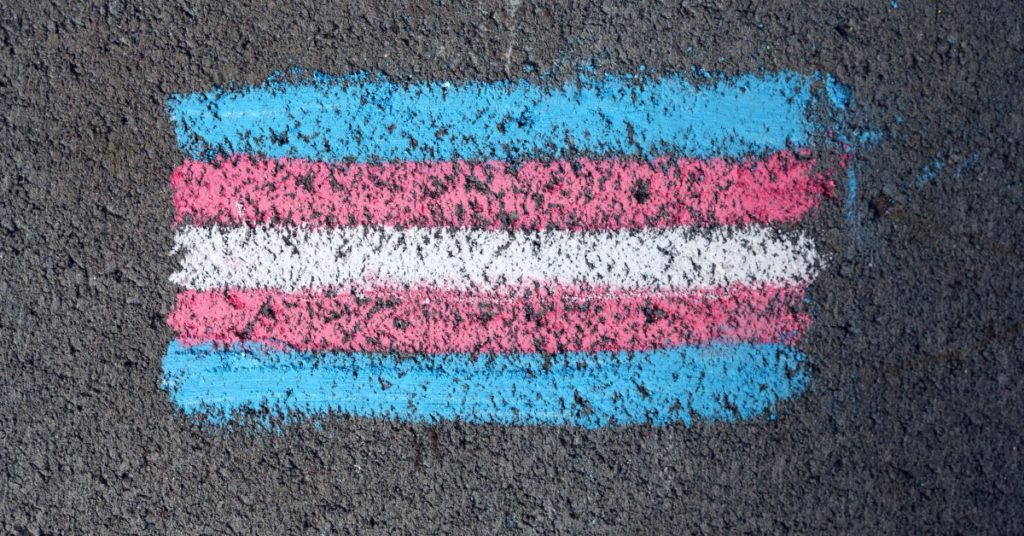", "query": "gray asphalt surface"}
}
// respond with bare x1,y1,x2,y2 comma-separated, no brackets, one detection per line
2,1,1023,533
